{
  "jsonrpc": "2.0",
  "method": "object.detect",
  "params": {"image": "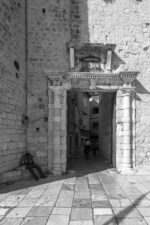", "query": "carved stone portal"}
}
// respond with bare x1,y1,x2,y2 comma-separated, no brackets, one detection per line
46,70,138,174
